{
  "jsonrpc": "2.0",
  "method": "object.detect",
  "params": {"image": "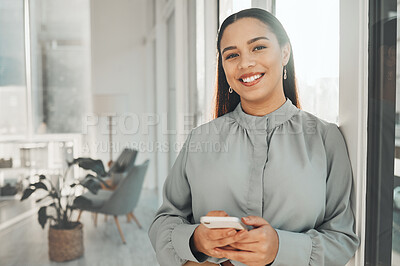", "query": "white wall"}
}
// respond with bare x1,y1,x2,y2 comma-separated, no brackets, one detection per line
88,0,156,189
339,0,368,265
